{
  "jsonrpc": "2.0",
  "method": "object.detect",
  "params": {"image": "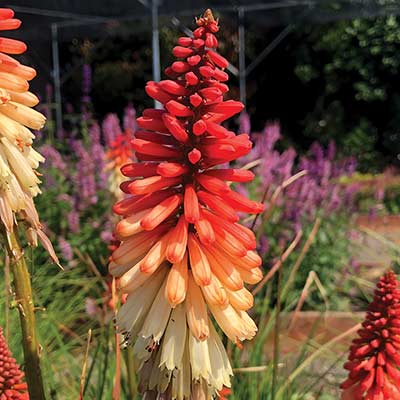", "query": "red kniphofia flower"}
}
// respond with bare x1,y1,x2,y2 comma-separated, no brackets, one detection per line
0,327,29,400
110,9,264,398
341,271,400,400
105,130,136,199
106,132,135,172
218,386,232,400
